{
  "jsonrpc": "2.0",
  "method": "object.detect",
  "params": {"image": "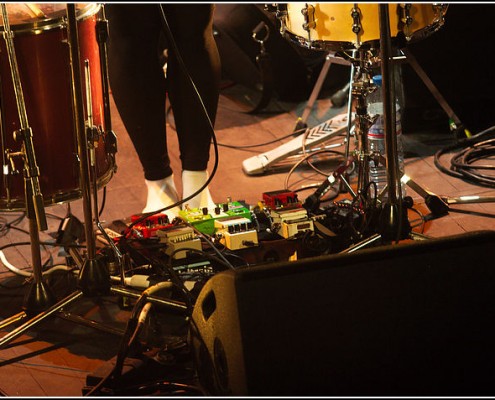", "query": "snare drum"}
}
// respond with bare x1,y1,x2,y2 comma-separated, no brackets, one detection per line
0,3,115,211
280,3,448,51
